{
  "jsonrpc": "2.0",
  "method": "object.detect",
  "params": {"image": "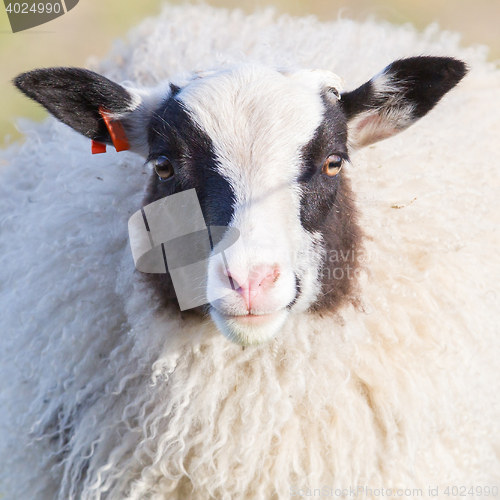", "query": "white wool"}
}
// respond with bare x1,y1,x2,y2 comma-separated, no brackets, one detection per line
1,5,499,499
